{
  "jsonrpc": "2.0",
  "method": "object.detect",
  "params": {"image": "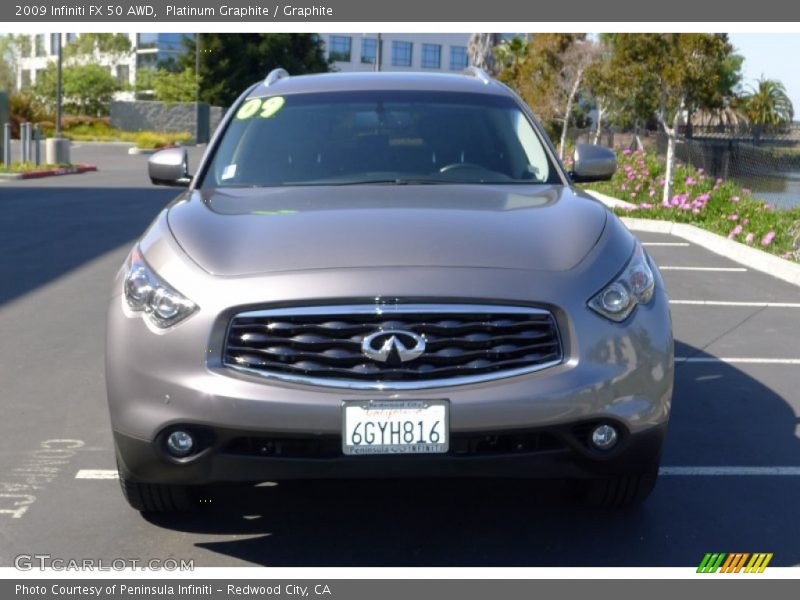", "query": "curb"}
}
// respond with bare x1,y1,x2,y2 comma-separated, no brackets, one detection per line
621,218,800,288
584,190,637,210
0,165,98,180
